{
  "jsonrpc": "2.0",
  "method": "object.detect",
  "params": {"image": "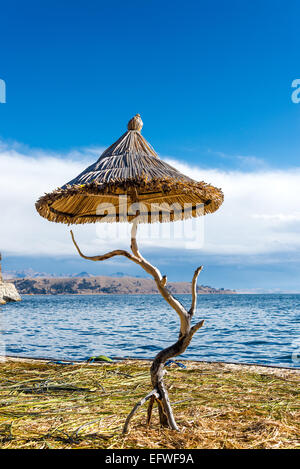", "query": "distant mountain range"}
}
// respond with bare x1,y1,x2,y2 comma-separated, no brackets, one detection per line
3,269,141,279
10,275,235,295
